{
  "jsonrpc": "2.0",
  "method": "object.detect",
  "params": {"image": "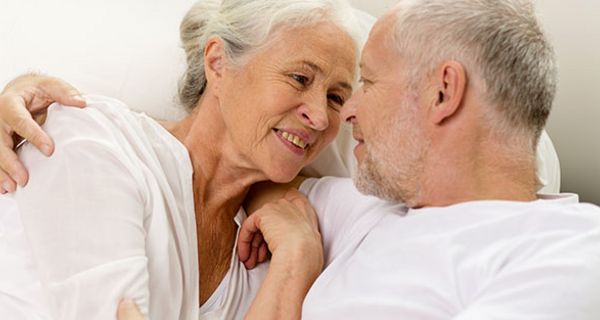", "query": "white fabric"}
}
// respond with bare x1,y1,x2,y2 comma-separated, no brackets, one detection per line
2,96,265,319
198,211,269,320
299,177,600,320
537,130,561,193
0,195,51,320
13,95,198,319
